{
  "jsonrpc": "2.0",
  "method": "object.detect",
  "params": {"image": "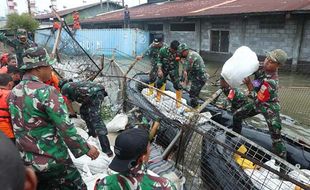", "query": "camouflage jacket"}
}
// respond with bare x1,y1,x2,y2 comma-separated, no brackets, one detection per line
0,32,37,65
8,74,89,172
61,81,106,104
94,166,176,190
156,46,179,71
183,50,207,81
250,67,279,104
143,42,167,65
